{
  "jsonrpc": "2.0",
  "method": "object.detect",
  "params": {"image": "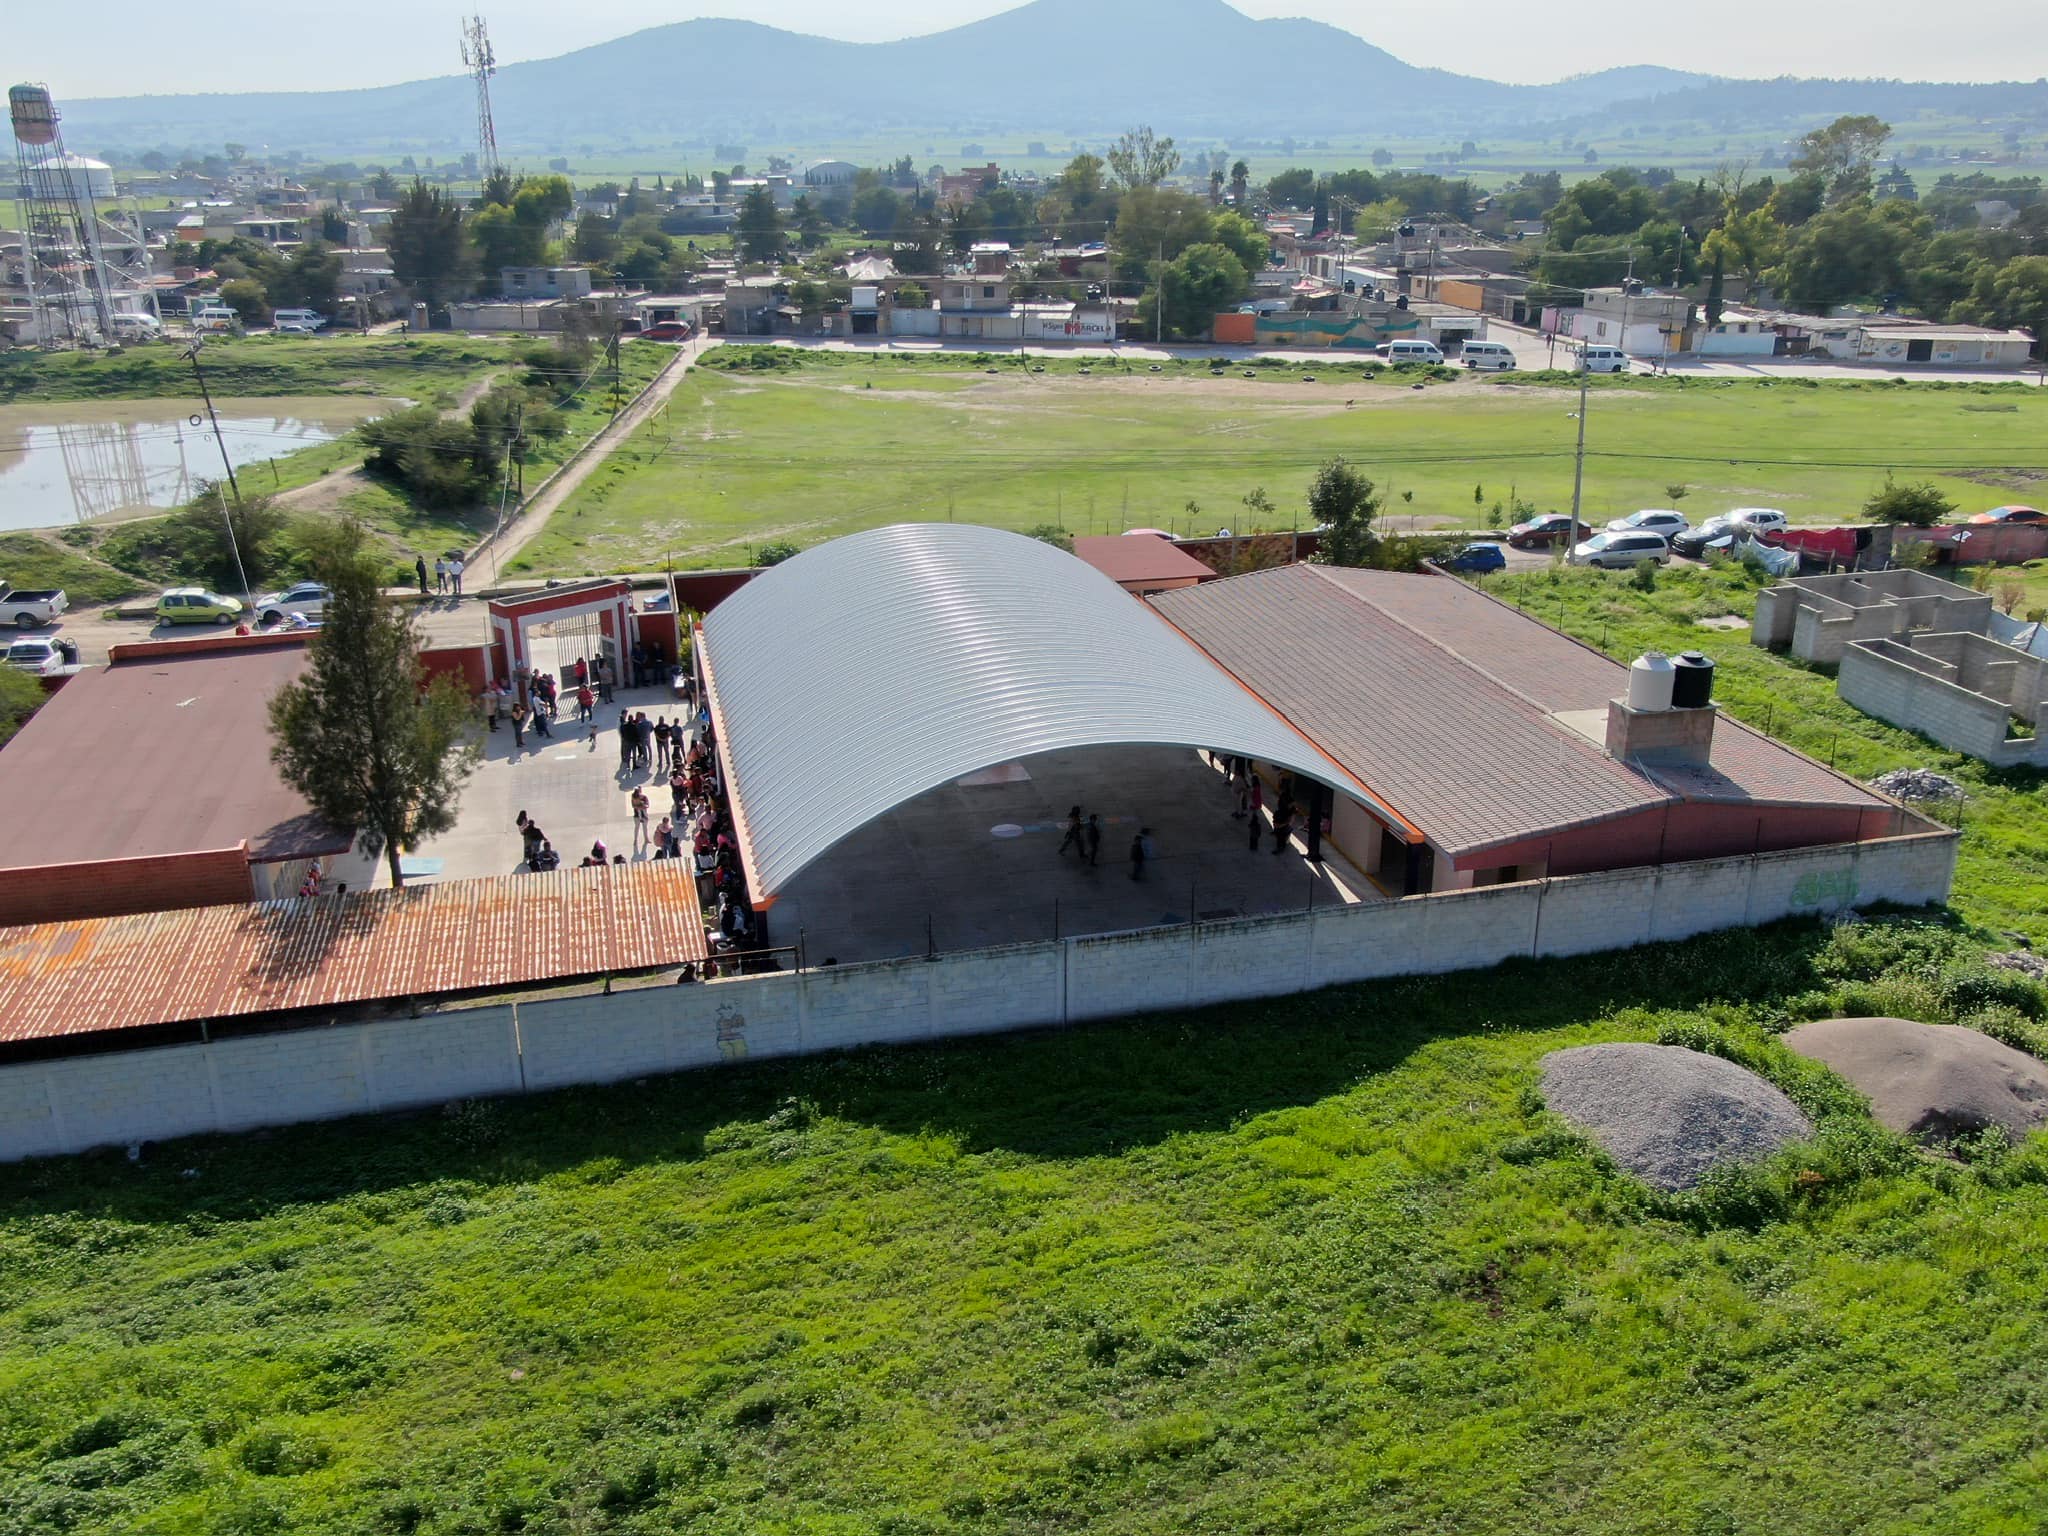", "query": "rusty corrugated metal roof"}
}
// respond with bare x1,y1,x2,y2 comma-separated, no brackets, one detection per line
0,864,711,1044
